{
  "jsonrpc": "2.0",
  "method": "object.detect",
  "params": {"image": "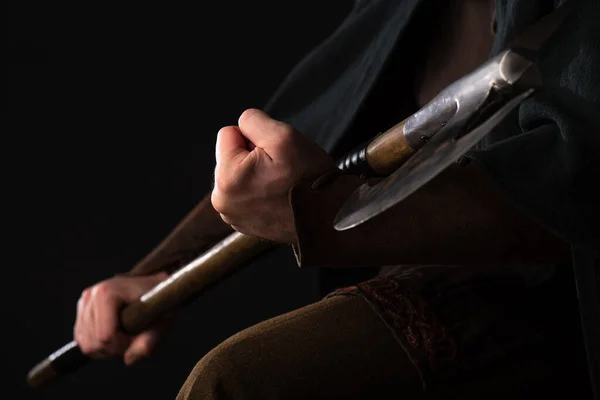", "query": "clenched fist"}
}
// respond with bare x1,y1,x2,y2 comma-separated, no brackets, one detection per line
74,272,170,366
211,109,335,244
